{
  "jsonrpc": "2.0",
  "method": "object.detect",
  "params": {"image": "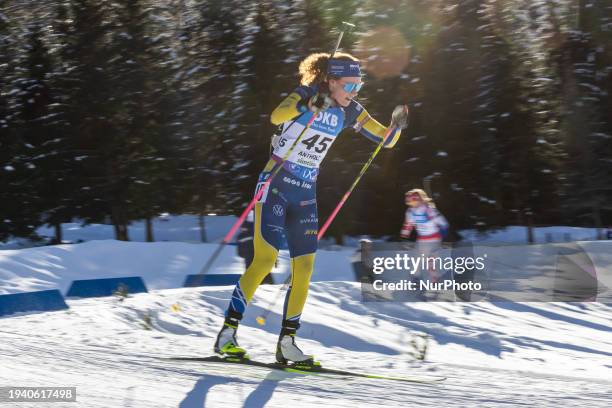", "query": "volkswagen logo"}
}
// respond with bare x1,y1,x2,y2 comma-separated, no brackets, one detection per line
272,205,284,217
